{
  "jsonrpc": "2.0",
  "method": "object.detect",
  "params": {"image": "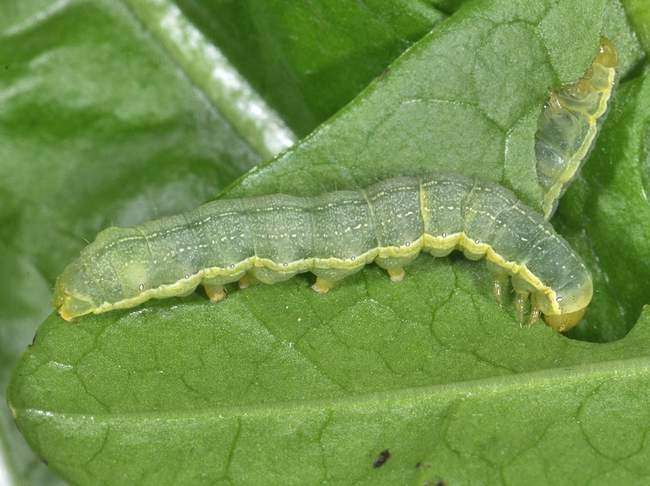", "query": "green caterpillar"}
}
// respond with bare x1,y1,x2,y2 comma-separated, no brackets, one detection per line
55,173,592,332
536,38,617,219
